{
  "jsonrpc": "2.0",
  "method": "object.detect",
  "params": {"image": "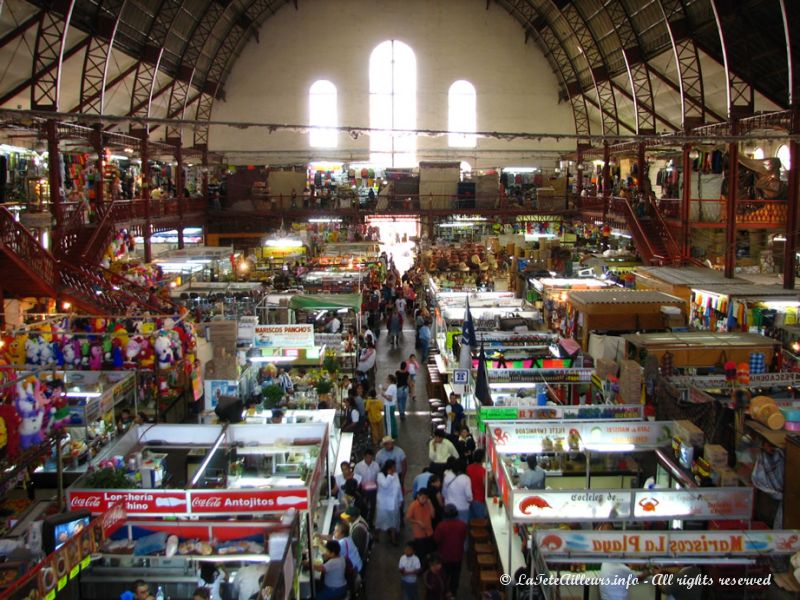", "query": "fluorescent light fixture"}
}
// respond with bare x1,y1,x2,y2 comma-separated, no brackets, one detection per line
309,218,342,223
336,308,348,314
774,235,787,242
504,167,538,173
315,310,328,321
248,356,297,363
584,443,635,452
438,223,480,228
763,301,800,309
65,391,102,398
265,238,303,248
489,382,538,389
611,231,632,239
191,432,226,487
